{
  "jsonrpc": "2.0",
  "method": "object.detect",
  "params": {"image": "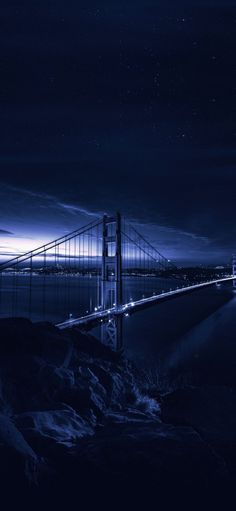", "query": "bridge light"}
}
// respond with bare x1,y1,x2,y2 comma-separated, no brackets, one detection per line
94,307,98,311
131,302,134,307
125,313,129,317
